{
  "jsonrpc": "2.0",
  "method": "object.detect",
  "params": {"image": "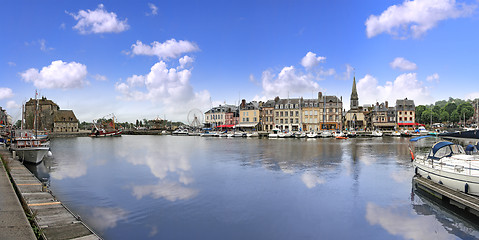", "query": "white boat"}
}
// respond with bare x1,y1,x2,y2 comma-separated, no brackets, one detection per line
333,131,345,138
306,132,317,138
294,132,306,138
412,139,479,196
391,131,401,137
371,129,383,137
320,131,332,138
268,128,280,138
10,137,49,164
234,132,246,137
246,132,259,137
200,131,219,137
278,132,293,138
417,126,428,135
